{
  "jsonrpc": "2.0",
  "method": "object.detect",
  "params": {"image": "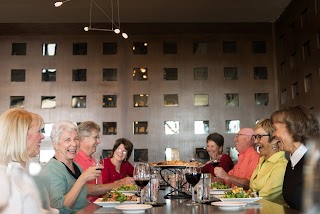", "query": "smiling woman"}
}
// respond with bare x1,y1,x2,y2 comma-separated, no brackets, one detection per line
40,120,103,213
101,138,134,185
270,105,320,211
250,119,288,206
0,108,57,213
